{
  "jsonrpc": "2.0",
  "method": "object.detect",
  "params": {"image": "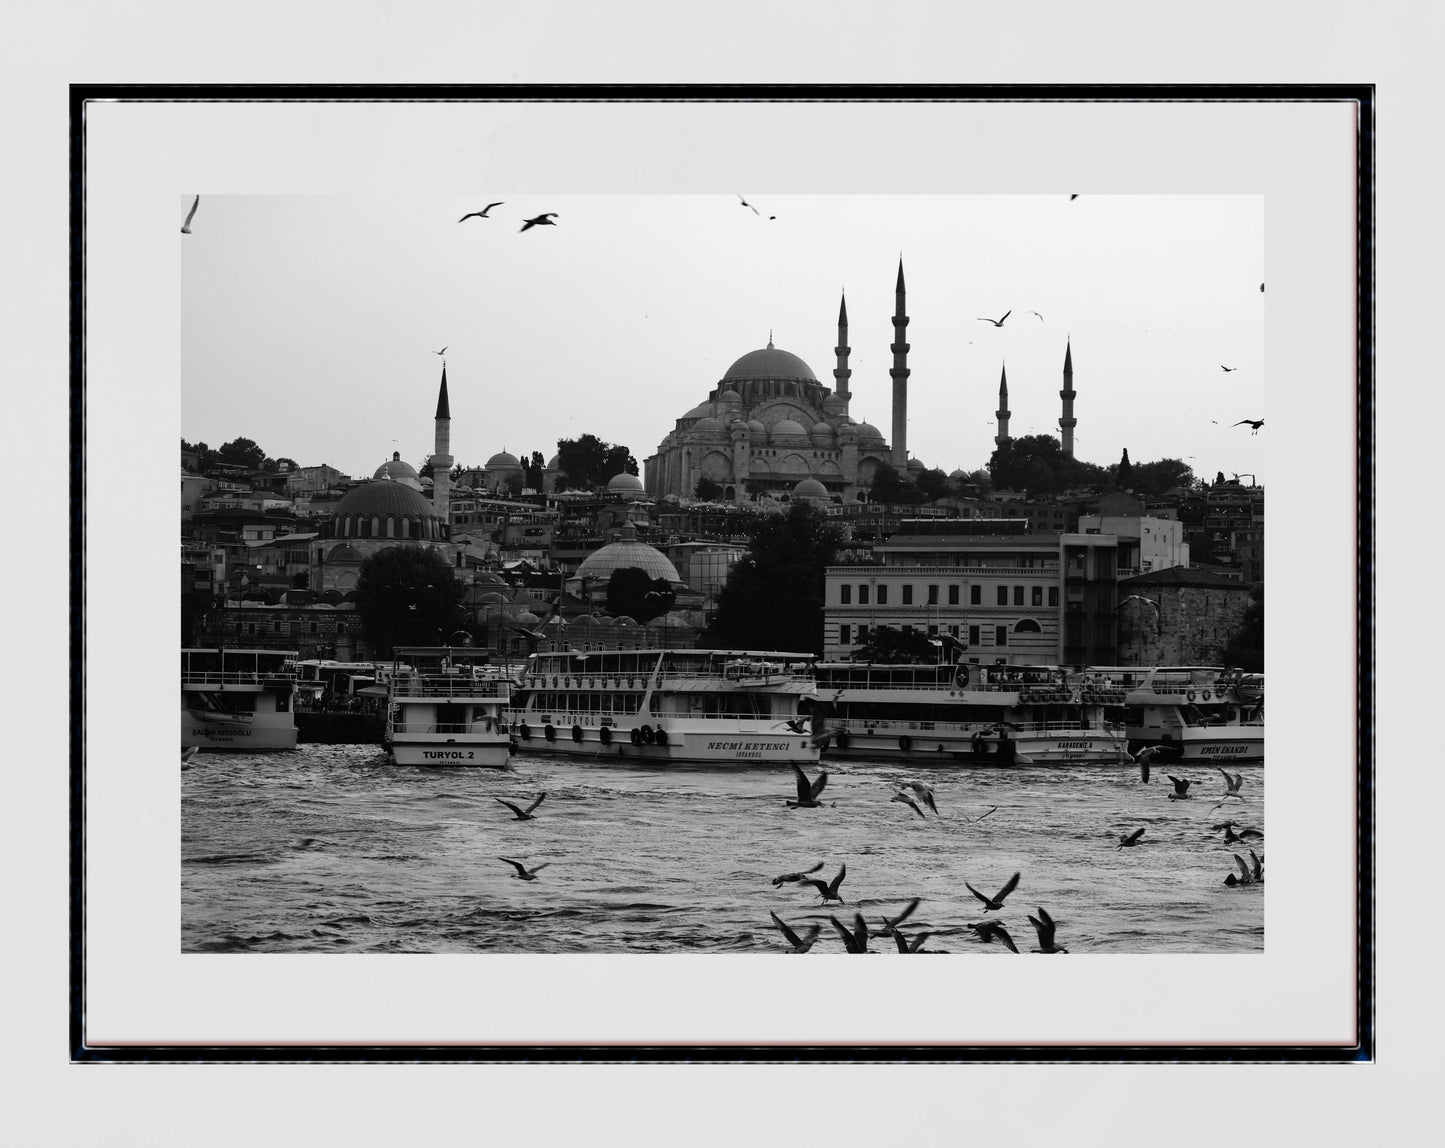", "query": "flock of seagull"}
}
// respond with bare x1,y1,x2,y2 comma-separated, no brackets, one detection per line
484,749,1259,954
